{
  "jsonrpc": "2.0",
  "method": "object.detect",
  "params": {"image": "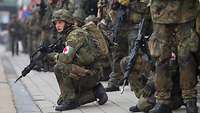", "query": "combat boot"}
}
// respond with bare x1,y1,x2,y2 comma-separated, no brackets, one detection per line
94,83,108,105
105,85,120,92
129,106,151,113
57,99,63,105
185,98,198,113
57,95,63,105
149,103,172,113
55,100,80,111
129,106,140,112
129,96,155,113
